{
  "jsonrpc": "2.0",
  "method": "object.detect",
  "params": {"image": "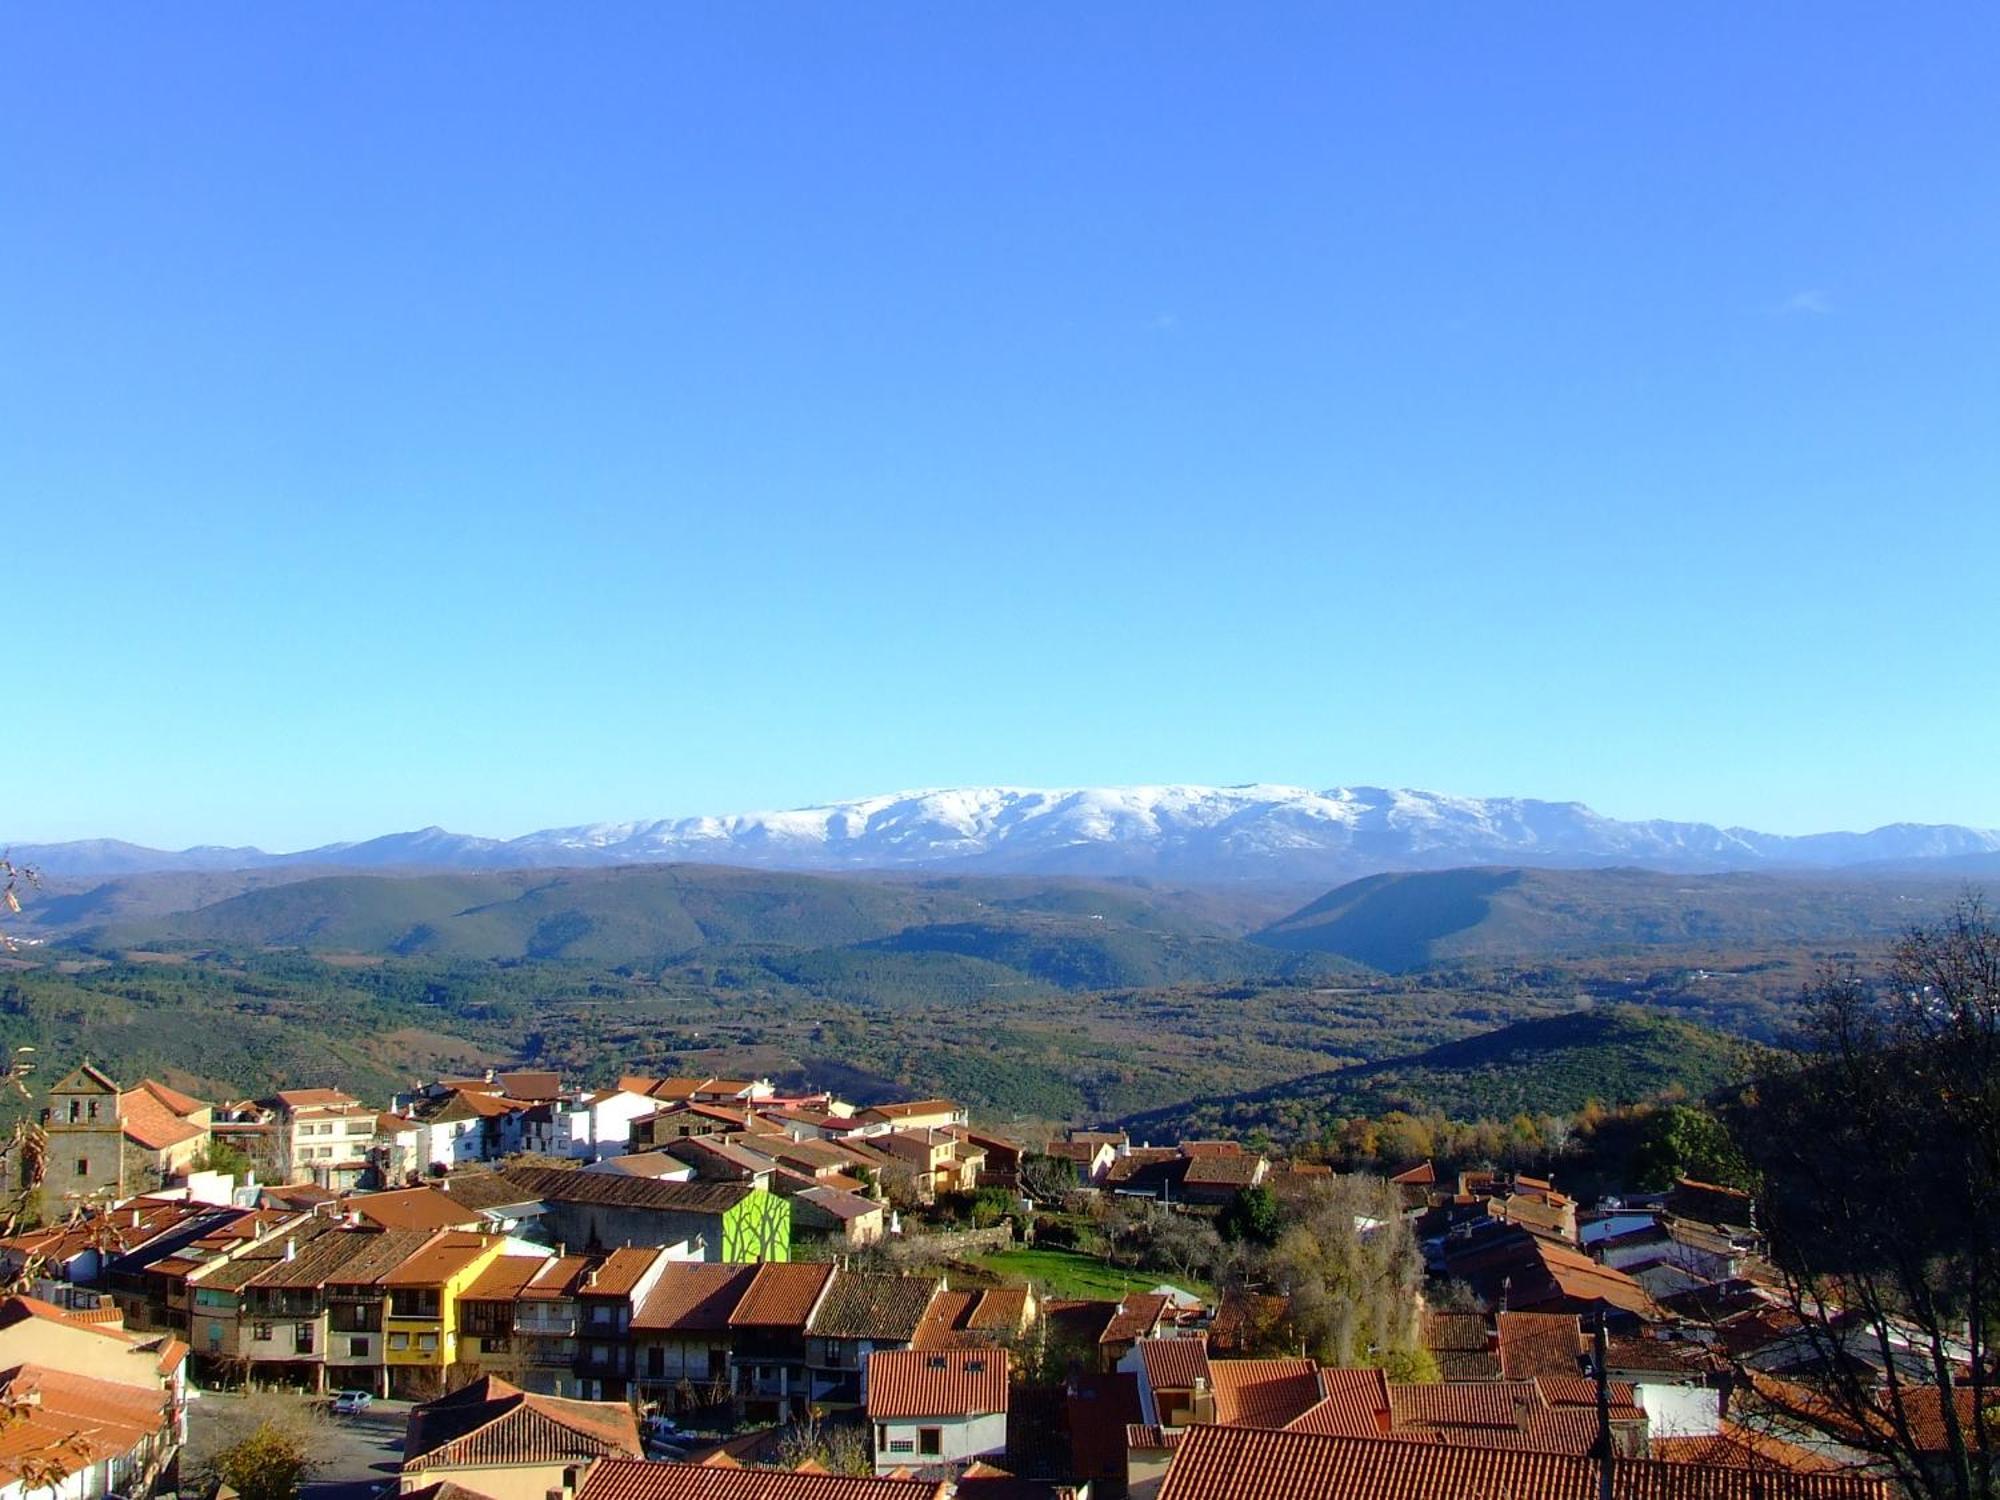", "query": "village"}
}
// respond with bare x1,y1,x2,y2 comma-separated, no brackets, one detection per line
0,1060,1956,1500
